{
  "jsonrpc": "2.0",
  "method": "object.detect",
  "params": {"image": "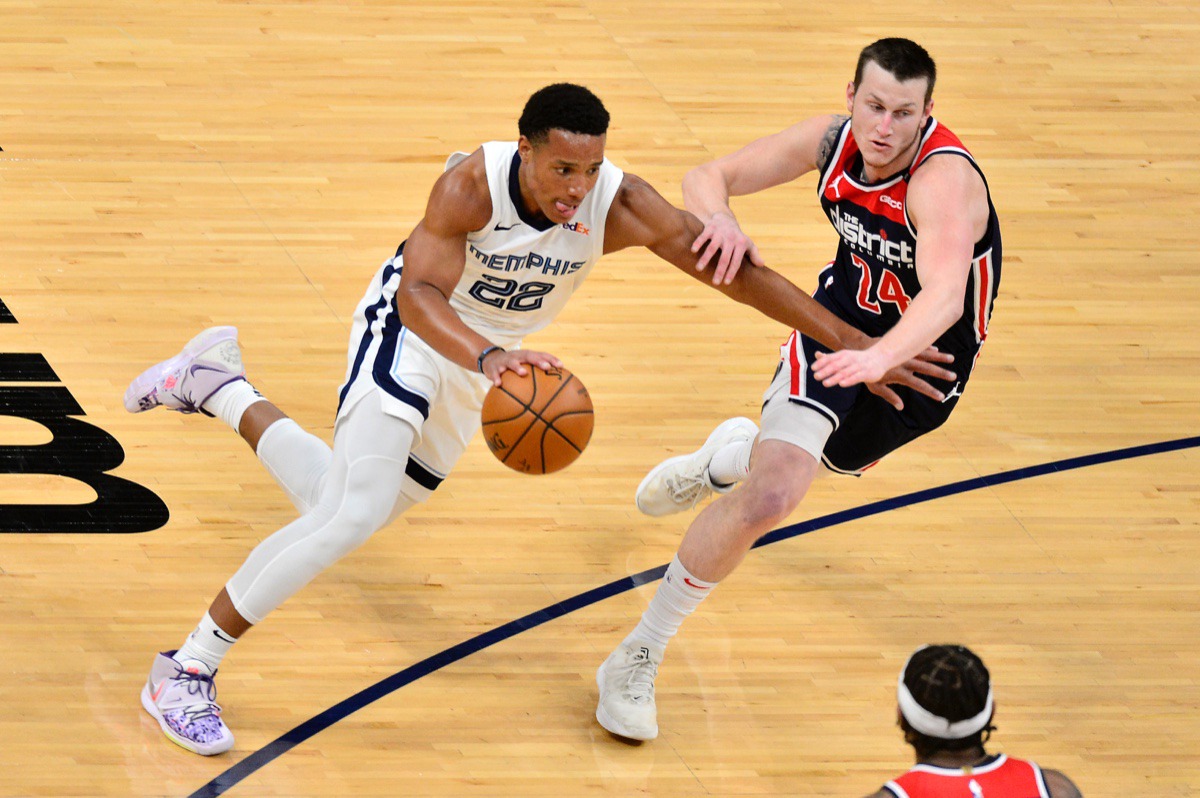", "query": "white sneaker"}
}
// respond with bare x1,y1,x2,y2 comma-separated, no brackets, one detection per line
141,650,235,755
595,642,662,741
635,417,758,516
124,326,245,414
